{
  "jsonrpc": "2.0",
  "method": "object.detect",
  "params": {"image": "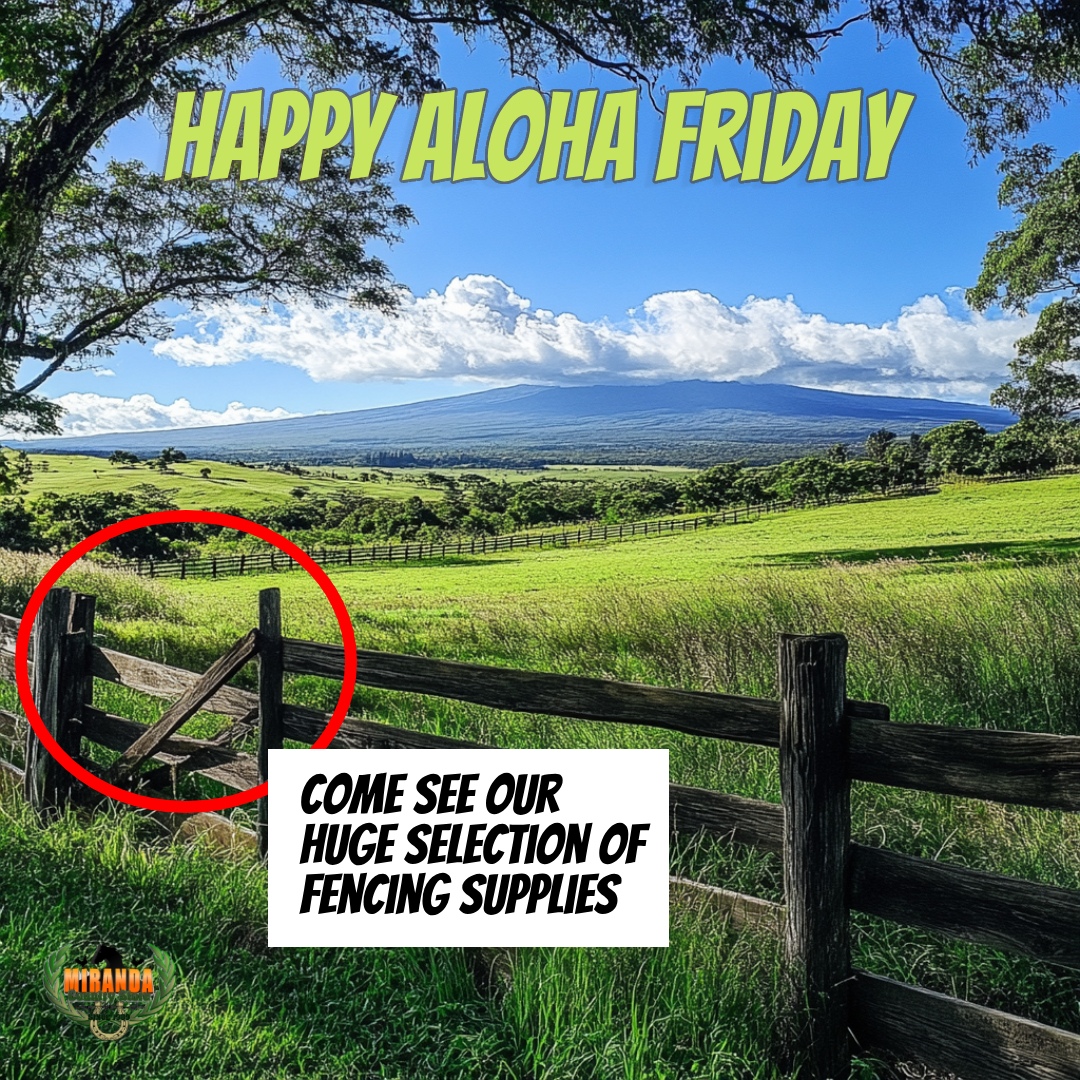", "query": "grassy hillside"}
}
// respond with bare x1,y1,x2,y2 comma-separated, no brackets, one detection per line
170,474,1080,626
0,474,1077,1078
20,453,696,512
21,454,439,508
